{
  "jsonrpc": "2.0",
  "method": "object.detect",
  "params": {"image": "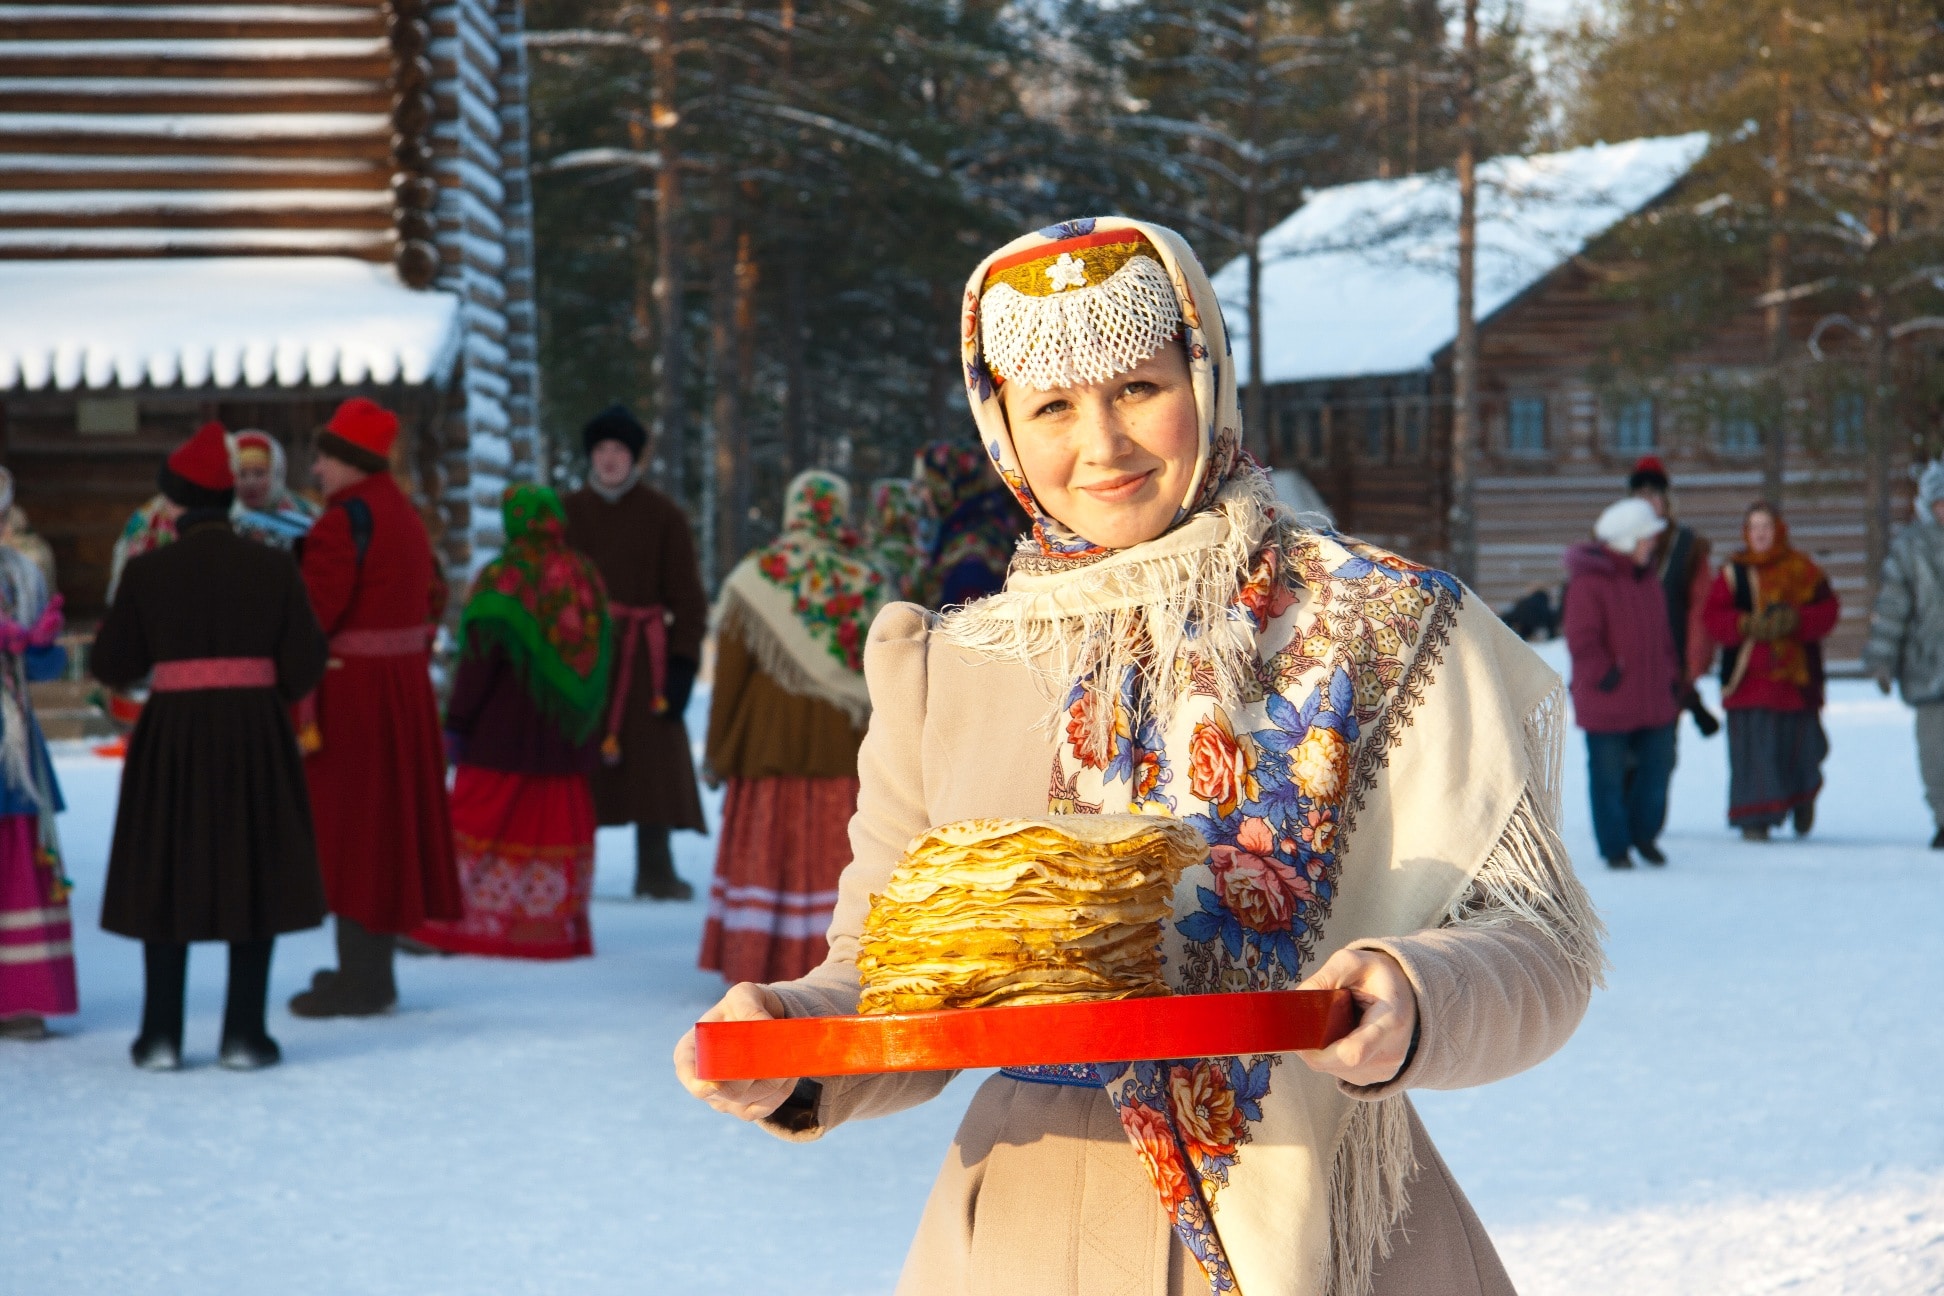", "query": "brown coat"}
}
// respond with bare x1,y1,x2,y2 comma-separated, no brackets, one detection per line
704,618,865,781
562,481,707,830
761,603,1592,1296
